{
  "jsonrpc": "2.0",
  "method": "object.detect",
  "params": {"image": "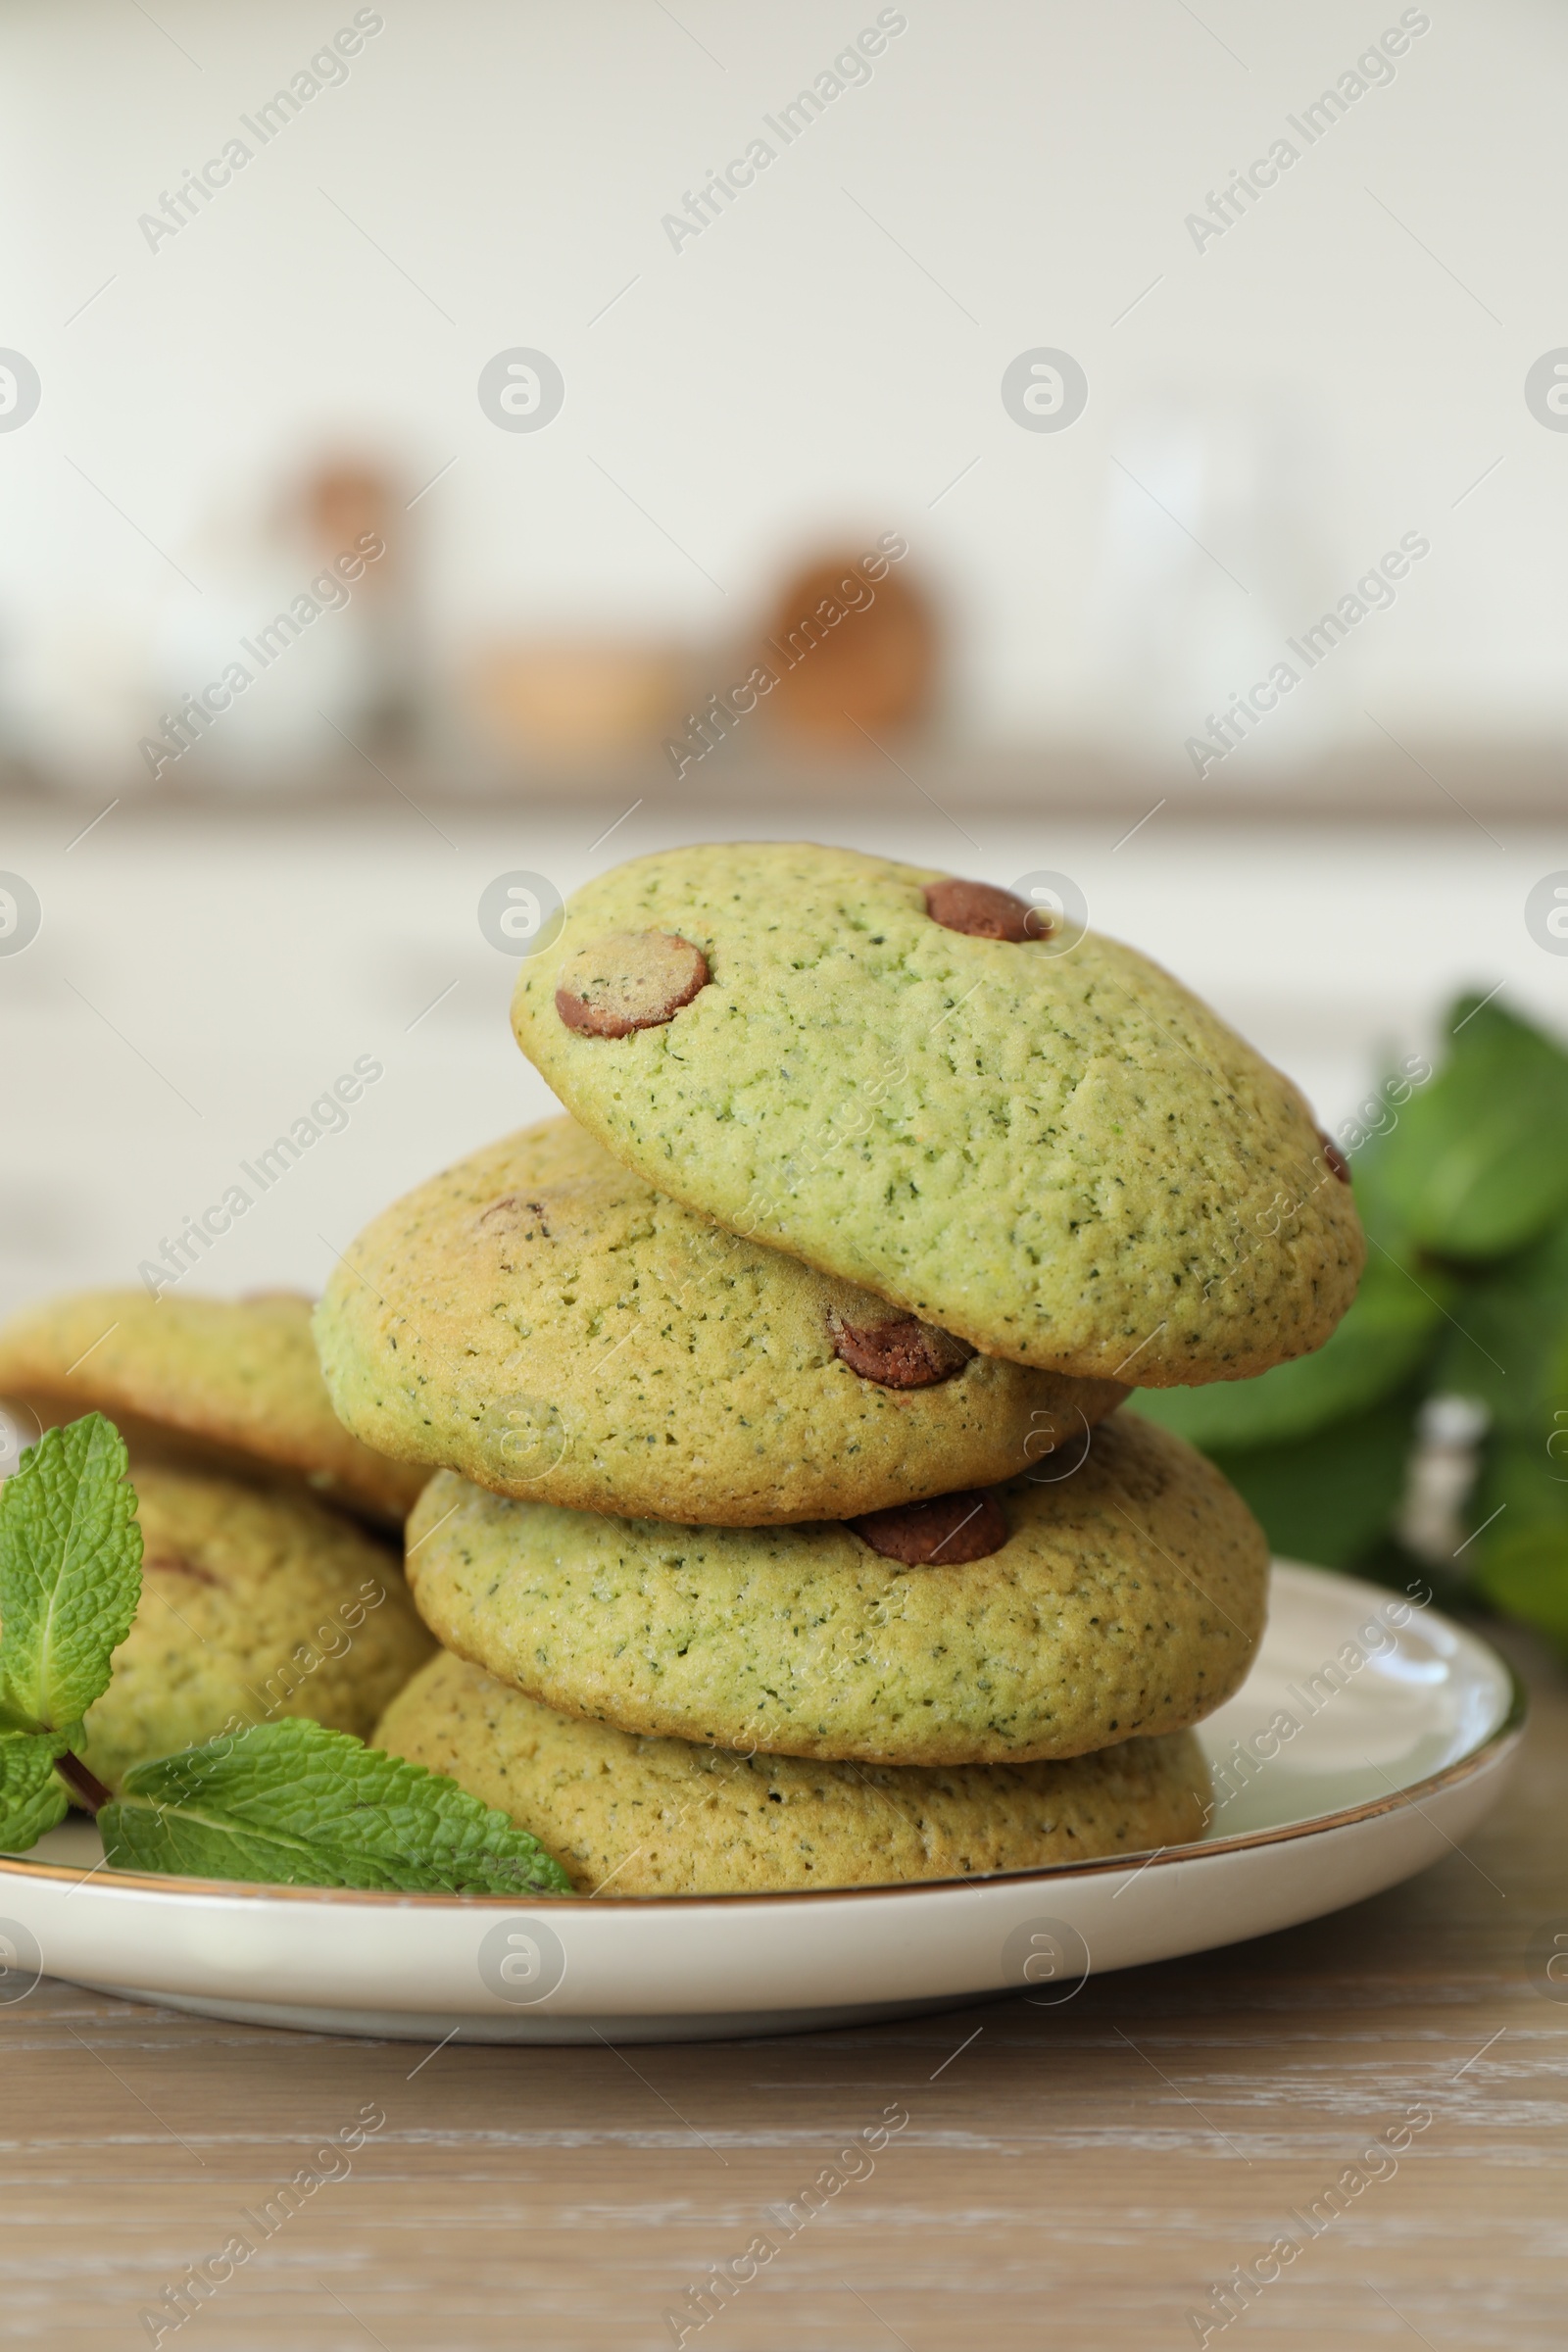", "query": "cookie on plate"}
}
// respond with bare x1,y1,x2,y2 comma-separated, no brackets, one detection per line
0,1291,427,1527
78,1466,435,1790
403,1412,1268,1766
314,1118,1127,1525
510,842,1364,1387
377,1649,1212,1895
